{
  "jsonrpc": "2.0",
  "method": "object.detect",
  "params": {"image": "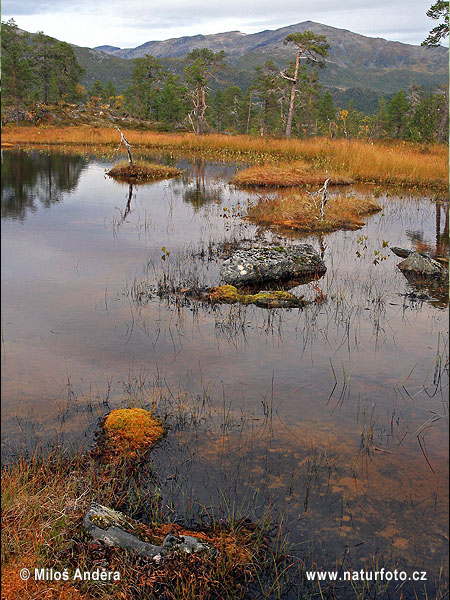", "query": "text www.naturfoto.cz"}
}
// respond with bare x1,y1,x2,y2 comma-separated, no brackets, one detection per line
306,569,427,582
